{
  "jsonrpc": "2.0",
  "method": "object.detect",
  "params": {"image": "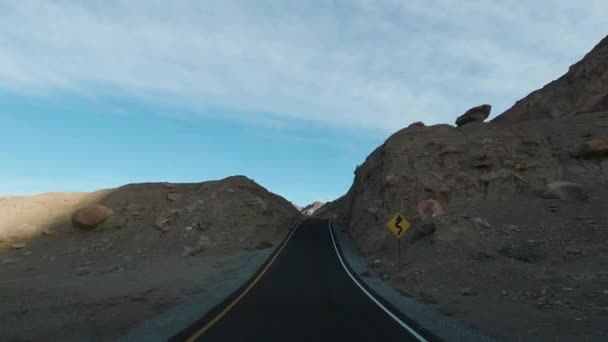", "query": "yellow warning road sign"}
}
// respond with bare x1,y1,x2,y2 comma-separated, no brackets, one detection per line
385,213,410,239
